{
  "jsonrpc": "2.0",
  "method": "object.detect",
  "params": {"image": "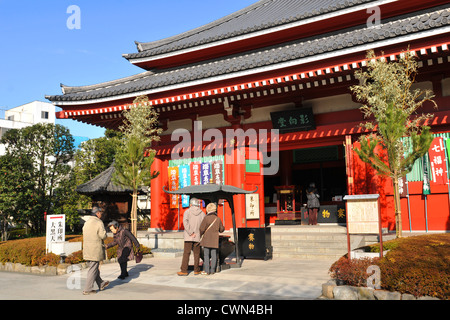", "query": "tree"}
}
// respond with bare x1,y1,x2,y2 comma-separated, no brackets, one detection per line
113,95,162,236
72,129,122,210
0,154,34,240
350,50,437,238
0,123,74,234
